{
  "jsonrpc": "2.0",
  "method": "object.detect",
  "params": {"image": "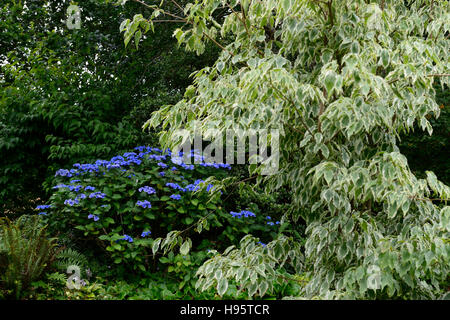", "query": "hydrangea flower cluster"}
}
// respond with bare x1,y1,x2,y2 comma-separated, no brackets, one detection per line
141,231,152,237
136,200,152,208
266,216,280,226
35,204,52,215
166,179,217,194
229,210,256,218
88,214,99,221
170,194,181,200
64,199,79,206
52,184,83,192
166,182,185,191
36,205,52,210
49,146,230,214
170,151,231,171
53,147,230,182
121,235,134,243
89,192,106,199
54,148,162,178
138,186,156,195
